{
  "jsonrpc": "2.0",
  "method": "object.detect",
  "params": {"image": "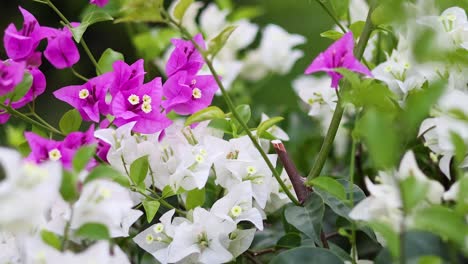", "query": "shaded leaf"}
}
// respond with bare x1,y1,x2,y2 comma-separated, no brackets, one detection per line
97,48,124,74
129,155,149,185
75,222,110,240
59,109,82,135
270,247,342,264
185,106,225,126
